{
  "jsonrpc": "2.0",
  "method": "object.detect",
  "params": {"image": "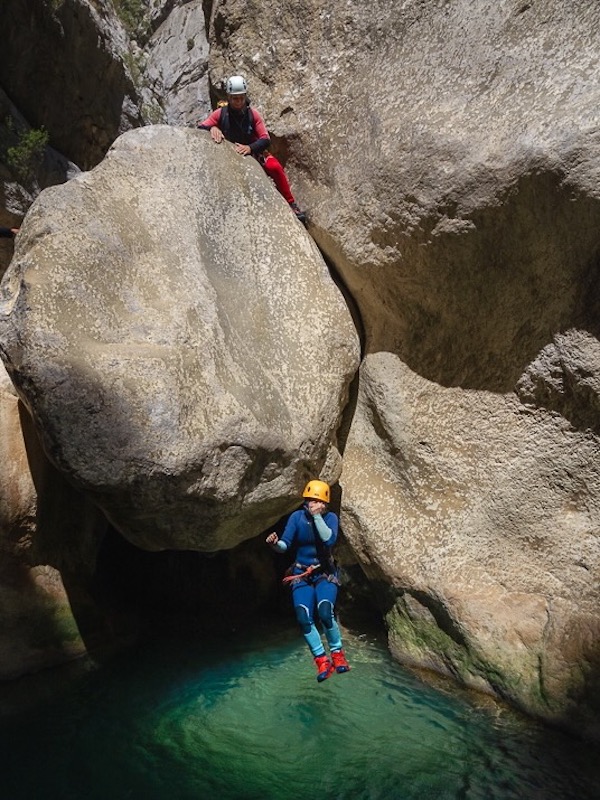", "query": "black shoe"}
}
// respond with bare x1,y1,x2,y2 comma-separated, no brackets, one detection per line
289,202,307,224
